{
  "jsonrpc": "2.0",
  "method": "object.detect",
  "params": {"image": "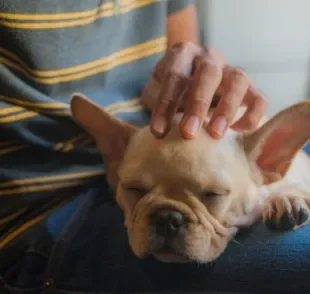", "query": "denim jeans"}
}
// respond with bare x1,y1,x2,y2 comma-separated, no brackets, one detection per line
1,157,310,294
